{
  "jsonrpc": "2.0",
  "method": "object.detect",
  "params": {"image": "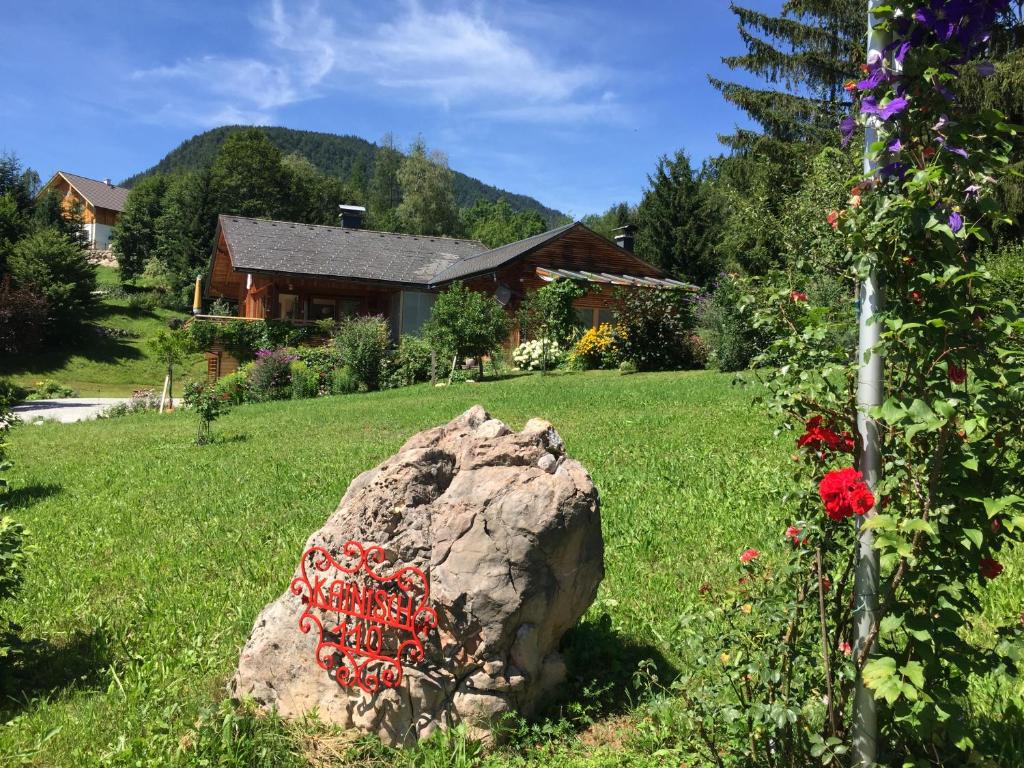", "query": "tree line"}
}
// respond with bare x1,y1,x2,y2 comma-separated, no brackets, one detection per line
0,155,98,354
585,1,1024,291
111,129,550,302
